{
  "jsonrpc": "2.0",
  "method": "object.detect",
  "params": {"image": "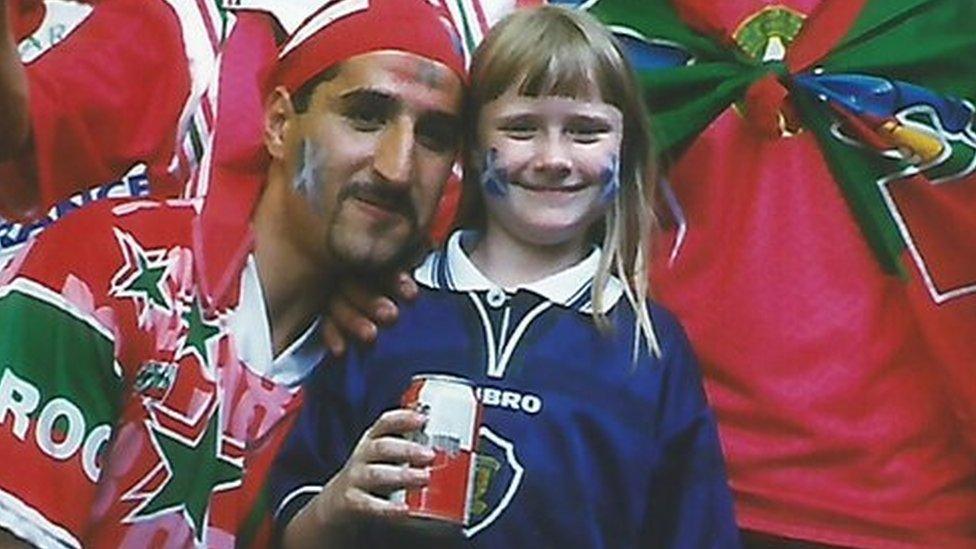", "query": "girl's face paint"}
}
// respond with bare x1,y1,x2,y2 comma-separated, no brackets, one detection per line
476,90,624,247
480,147,509,197
599,154,621,203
